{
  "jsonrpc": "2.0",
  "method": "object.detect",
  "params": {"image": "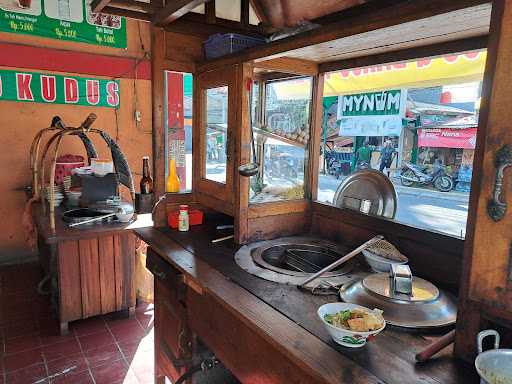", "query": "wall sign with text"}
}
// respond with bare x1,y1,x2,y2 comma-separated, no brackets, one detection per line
337,89,407,137
0,0,126,48
0,69,120,108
